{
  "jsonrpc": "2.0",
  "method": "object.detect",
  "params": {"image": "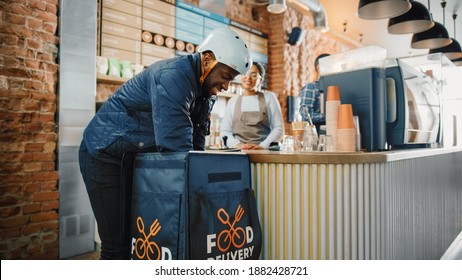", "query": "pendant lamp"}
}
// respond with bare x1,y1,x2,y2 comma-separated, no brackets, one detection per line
411,22,452,49
267,0,287,14
313,5,329,32
452,58,462,66
431,12,462,61
429,38,462,60
357,0,411,20
388,1,434,34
